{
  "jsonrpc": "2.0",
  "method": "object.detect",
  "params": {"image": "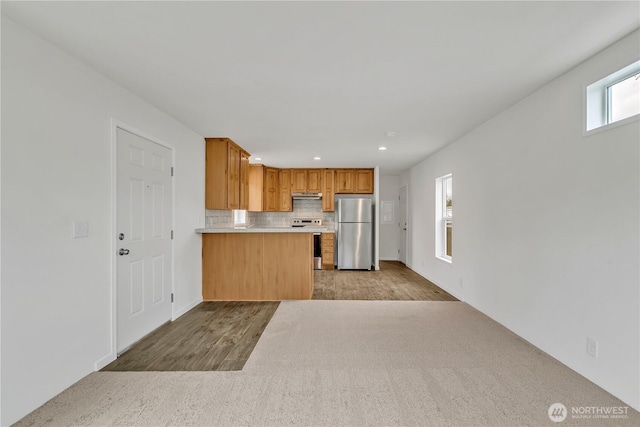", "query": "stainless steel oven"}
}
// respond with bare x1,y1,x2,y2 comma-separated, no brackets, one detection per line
291,218,323,270
313,233,322,270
